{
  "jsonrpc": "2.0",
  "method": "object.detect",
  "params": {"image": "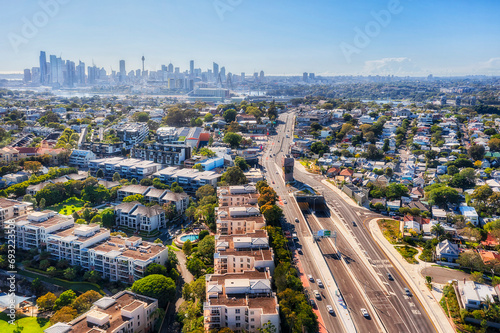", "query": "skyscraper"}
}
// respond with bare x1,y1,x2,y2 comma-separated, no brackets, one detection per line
190,60,194,75
303,72,308,82
213,62,219,78
220,66,226,82
168,63,173,73
76,61,85,84
119,60,126,77
23,69,31,83
260,70,265,81
39,51,47,85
